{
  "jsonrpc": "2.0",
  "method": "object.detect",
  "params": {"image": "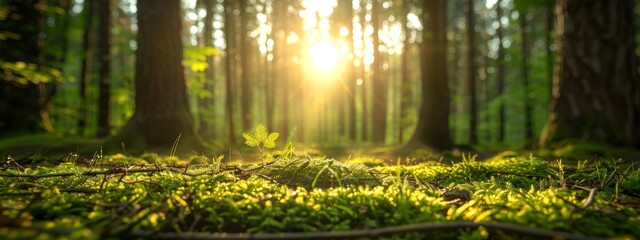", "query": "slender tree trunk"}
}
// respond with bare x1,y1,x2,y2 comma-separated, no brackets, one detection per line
545,4,554,104
399,0,411,143
408,0,453,150
359,0,369,142
347,2,357,141
496,0,506,142
520,12,533,140
466,0,478,145
223,0,236,144
78,0,96,136
199,0,216,139
371,0,387,143
264,0,275,132
239,0,252,131
540,0,640,147
97,0,112,137
110,0,200,151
